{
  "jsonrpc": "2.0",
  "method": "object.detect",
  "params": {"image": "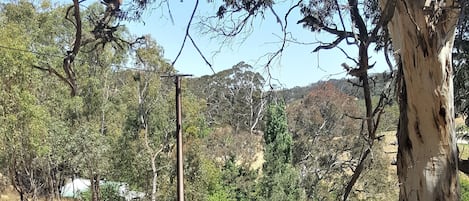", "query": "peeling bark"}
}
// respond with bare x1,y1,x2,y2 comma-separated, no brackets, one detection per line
383,0,461,200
